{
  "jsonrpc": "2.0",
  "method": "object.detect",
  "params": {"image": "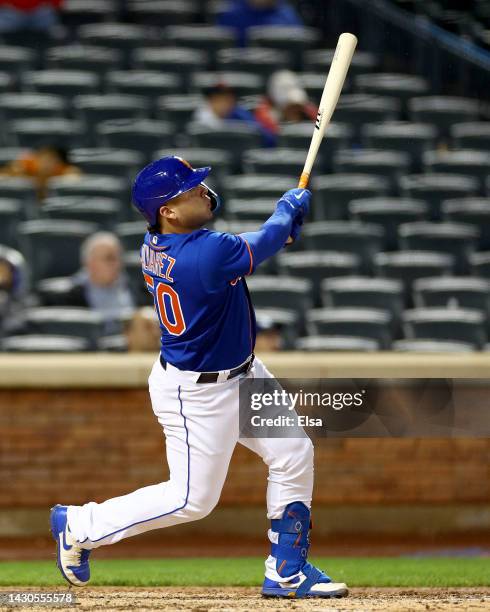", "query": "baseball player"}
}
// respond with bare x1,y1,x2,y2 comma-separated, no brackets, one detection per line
50,156,348,599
